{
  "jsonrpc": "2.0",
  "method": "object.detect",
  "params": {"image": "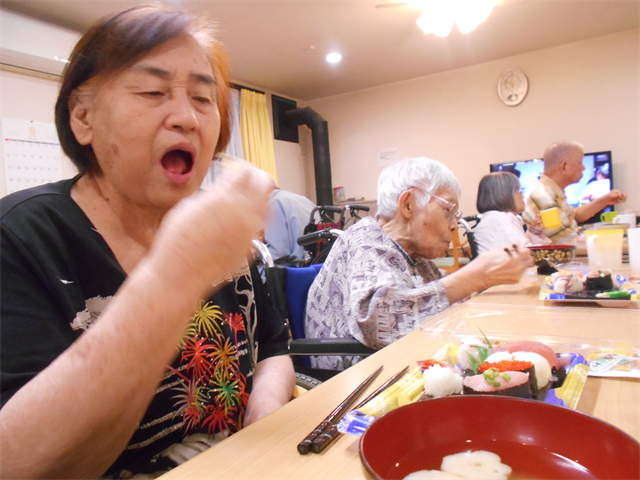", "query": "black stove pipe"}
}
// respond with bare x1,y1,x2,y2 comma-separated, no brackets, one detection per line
284,107,333,206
